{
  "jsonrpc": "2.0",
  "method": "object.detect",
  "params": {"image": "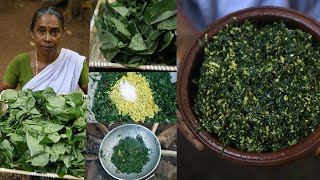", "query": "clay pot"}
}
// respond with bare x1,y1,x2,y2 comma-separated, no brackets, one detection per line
177,6,320,165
